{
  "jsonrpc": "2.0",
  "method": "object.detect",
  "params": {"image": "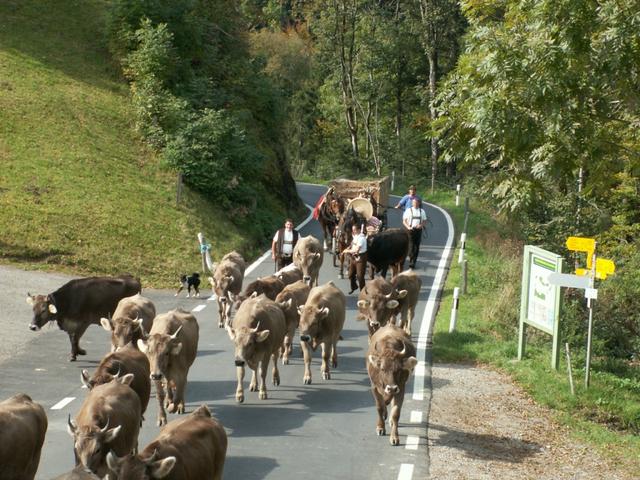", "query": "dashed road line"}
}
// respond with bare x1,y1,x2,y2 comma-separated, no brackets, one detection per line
192,304,207,313
410,410,423,423
405,435,419,451
51,397,75,410
398,463,414,480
